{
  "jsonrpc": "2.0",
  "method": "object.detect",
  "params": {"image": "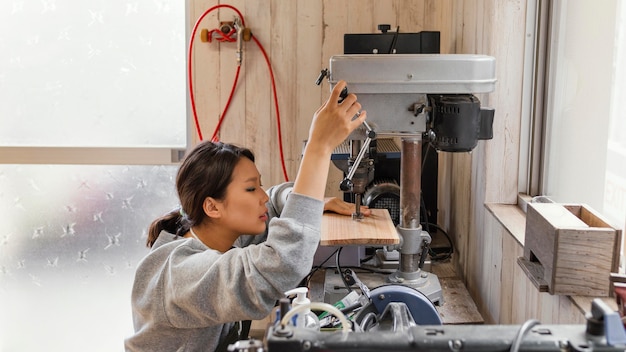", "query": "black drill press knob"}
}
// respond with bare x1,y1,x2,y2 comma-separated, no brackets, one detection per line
340,178,353,192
